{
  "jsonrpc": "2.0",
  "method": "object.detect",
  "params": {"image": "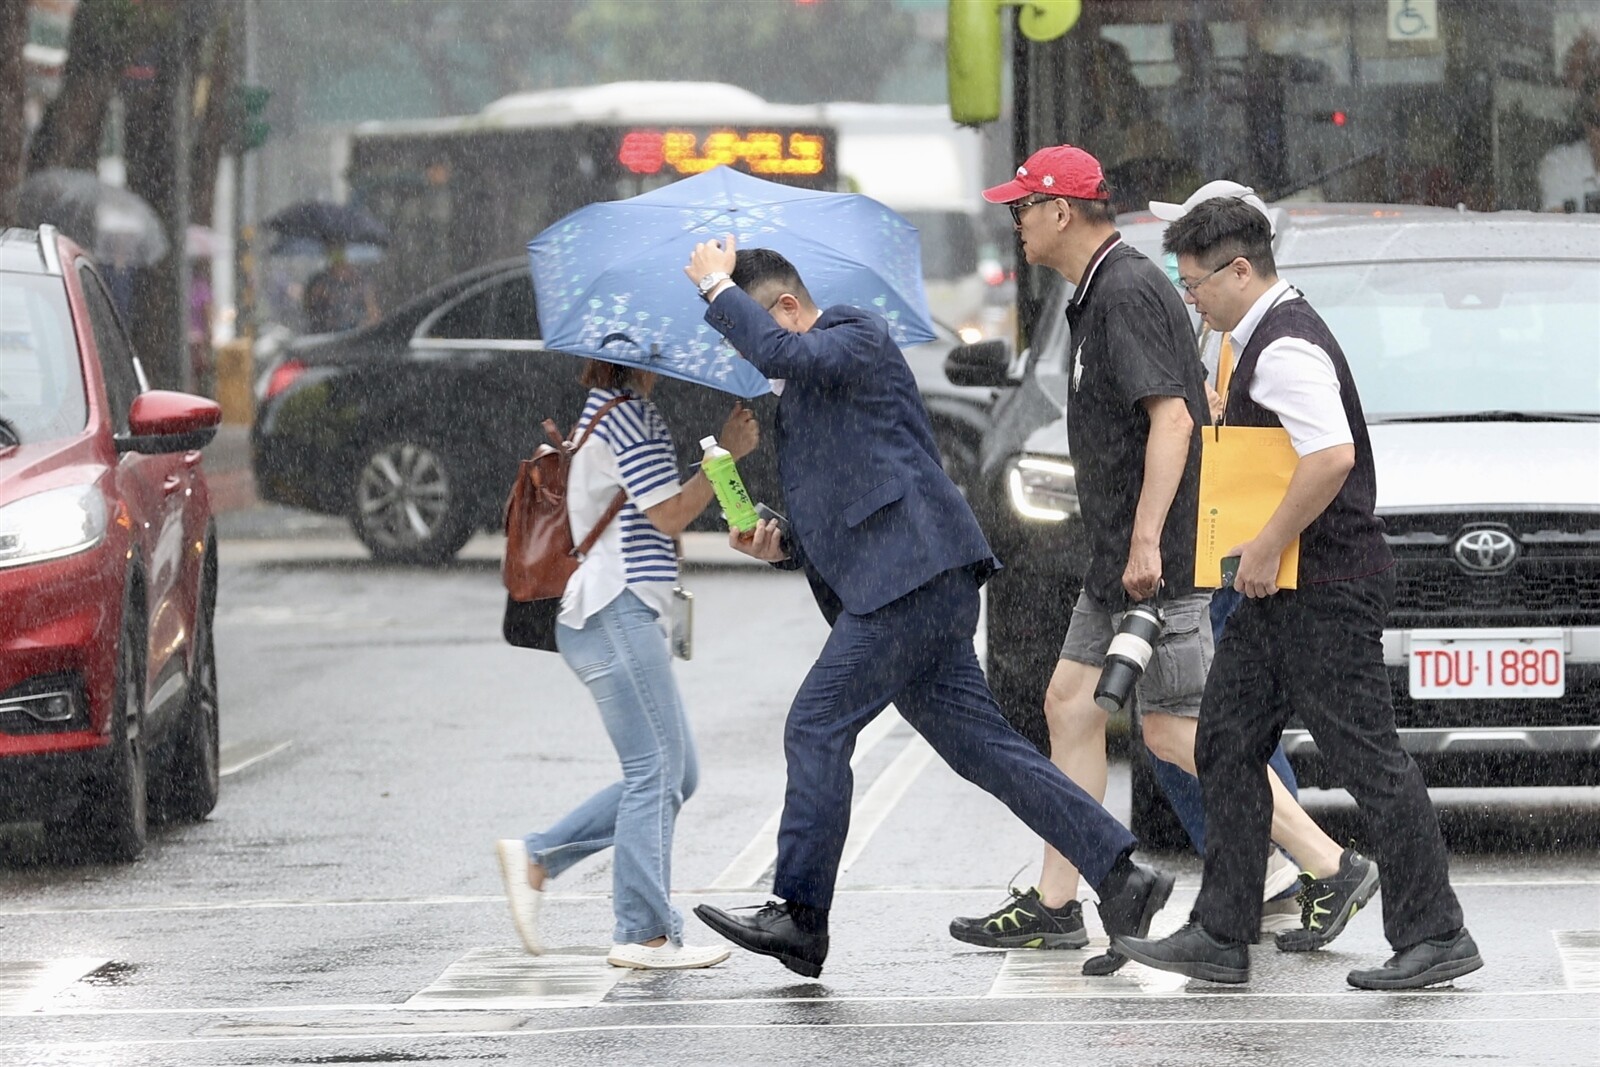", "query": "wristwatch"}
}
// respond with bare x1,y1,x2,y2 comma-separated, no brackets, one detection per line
696,271,731,301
